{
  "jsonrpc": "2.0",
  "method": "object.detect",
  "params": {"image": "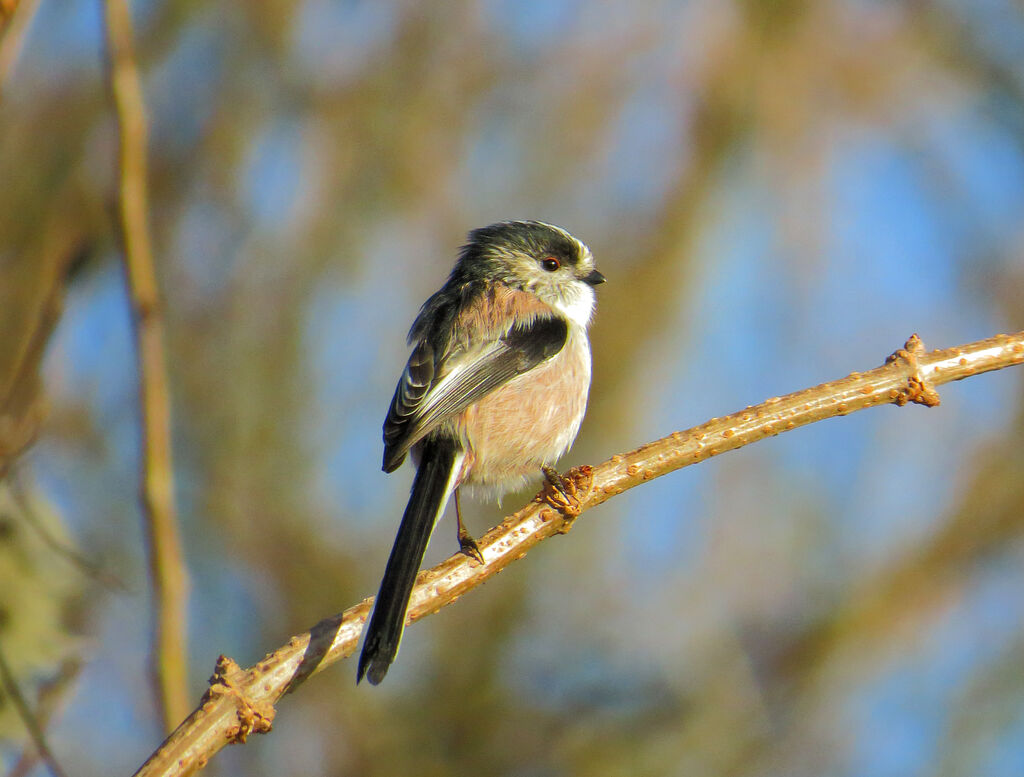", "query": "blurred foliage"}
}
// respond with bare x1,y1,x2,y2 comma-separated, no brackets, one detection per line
1,1,1024,776
0,481,81,742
